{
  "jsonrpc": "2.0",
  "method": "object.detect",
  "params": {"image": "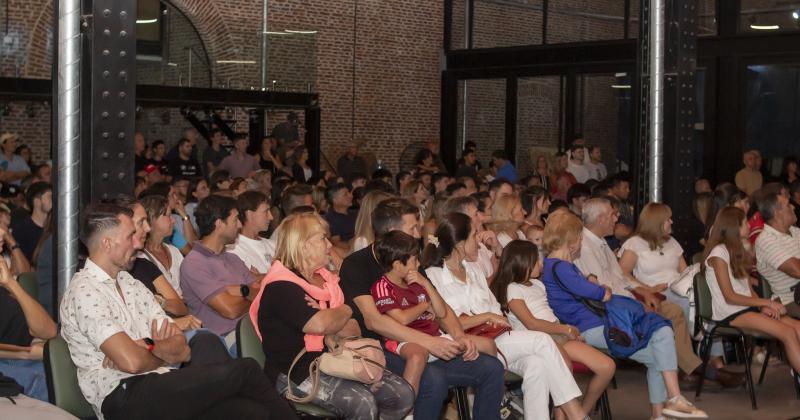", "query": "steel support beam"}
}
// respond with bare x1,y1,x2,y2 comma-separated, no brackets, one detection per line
82,0,137,202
